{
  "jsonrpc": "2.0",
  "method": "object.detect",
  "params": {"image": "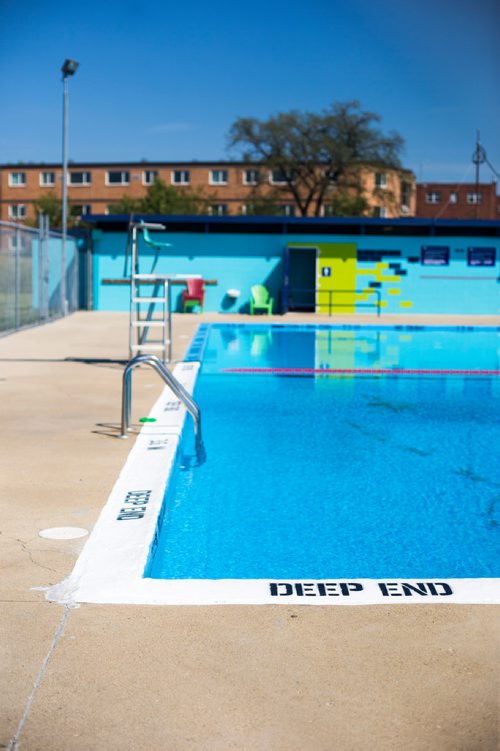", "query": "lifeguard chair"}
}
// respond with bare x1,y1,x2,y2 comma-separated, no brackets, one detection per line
128,220,172,362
